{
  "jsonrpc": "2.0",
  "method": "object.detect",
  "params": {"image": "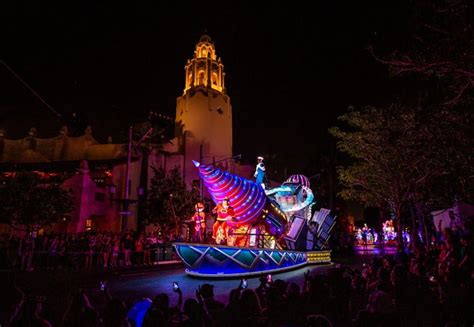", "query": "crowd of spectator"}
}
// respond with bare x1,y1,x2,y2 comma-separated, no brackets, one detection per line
0,230,182,271
2,218,473,326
